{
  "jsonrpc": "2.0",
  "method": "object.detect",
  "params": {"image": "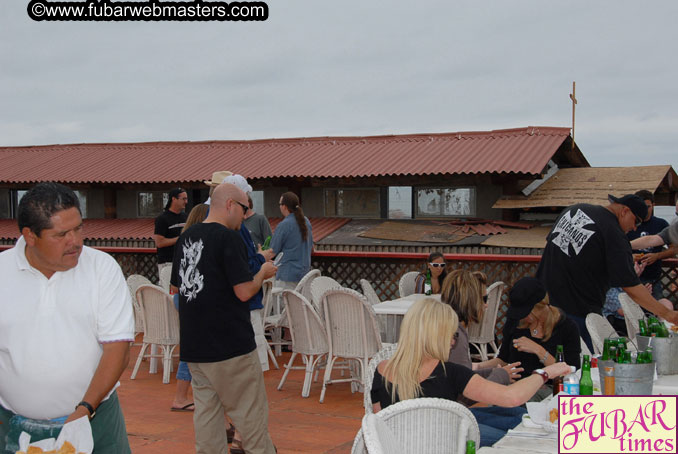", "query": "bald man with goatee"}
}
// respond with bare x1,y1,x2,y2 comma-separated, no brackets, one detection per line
171,183,278,454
